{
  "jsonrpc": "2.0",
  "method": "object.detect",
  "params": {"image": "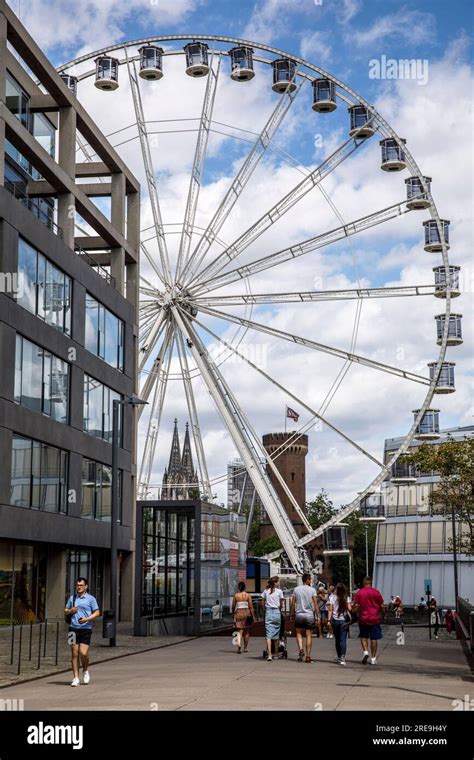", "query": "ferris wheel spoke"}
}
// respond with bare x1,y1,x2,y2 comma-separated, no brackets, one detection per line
175,333,212,500
138,308,167,372
192,196,416,294
195,316,383,467
140,241,168,288
180,72,305,287
125,50,172,285
172,305,310,572
138,309,160,345
175,54,222,284
138,320,173,412
196,304,430,385
189,125,374,291
192,284,436,306
138,332,175,496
